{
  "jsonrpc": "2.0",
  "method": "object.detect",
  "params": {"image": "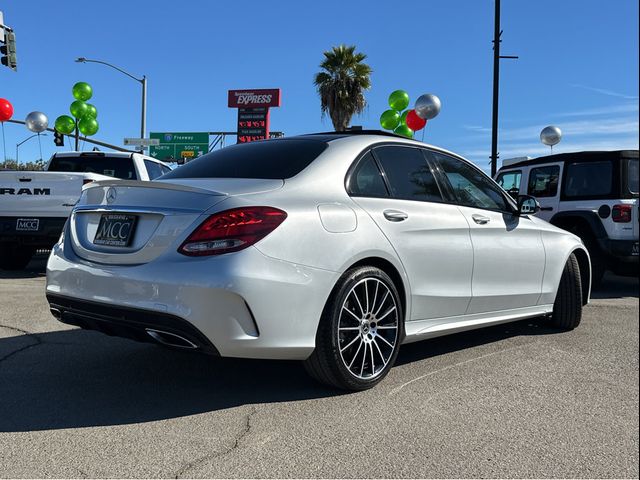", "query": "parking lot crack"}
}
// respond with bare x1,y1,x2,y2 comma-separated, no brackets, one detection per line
173,406,257,479
0,323,43,366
